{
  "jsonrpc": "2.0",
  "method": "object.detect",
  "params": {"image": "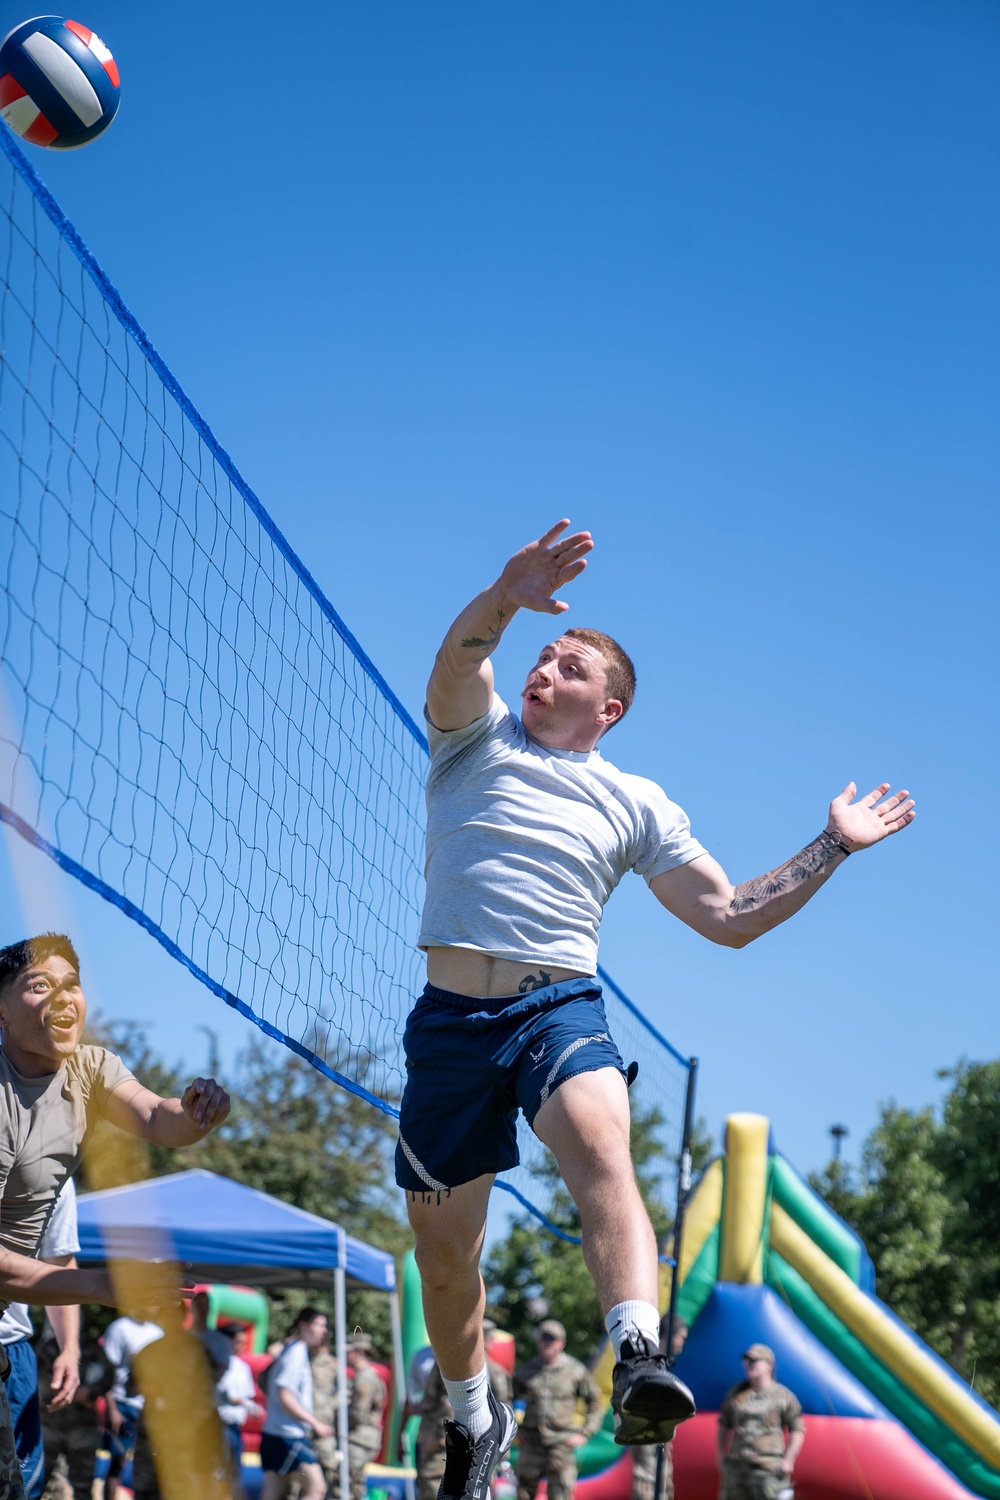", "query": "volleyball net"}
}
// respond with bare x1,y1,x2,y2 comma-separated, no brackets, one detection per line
0,125,694,1236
